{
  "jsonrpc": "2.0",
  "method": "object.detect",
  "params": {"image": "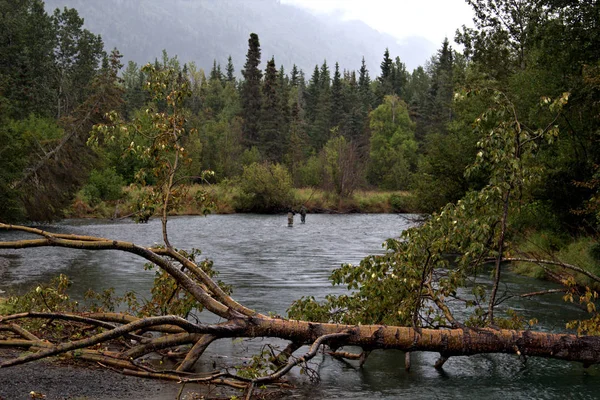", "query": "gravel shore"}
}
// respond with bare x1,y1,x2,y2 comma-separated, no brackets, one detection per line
0,350,237,400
